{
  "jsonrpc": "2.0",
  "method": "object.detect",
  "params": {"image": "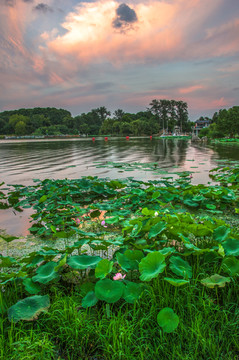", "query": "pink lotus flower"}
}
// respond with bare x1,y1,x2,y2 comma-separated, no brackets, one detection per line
101,220,107,228
76,218,81,224
113,273,126,281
